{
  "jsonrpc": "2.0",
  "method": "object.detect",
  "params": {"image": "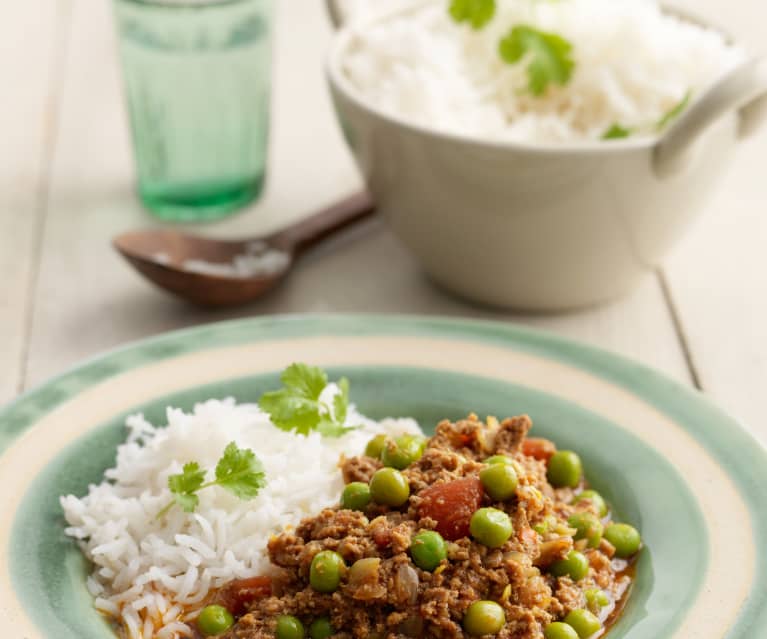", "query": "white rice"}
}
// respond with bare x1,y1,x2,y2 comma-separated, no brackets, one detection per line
61,387,420,639
340,0,746,142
